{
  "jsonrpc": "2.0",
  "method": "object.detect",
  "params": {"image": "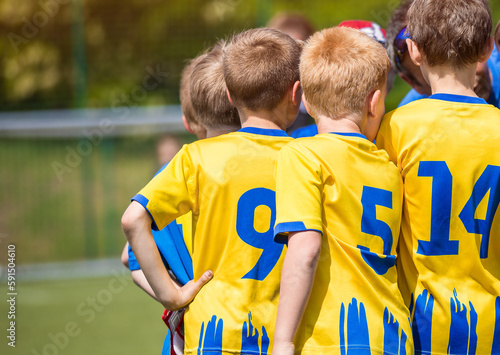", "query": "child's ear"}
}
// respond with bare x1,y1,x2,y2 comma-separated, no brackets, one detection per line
479,37,495,64
406,38,423,67
182,115,195,134
367,89,382,118
291,81,301,105
226,89,234,106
